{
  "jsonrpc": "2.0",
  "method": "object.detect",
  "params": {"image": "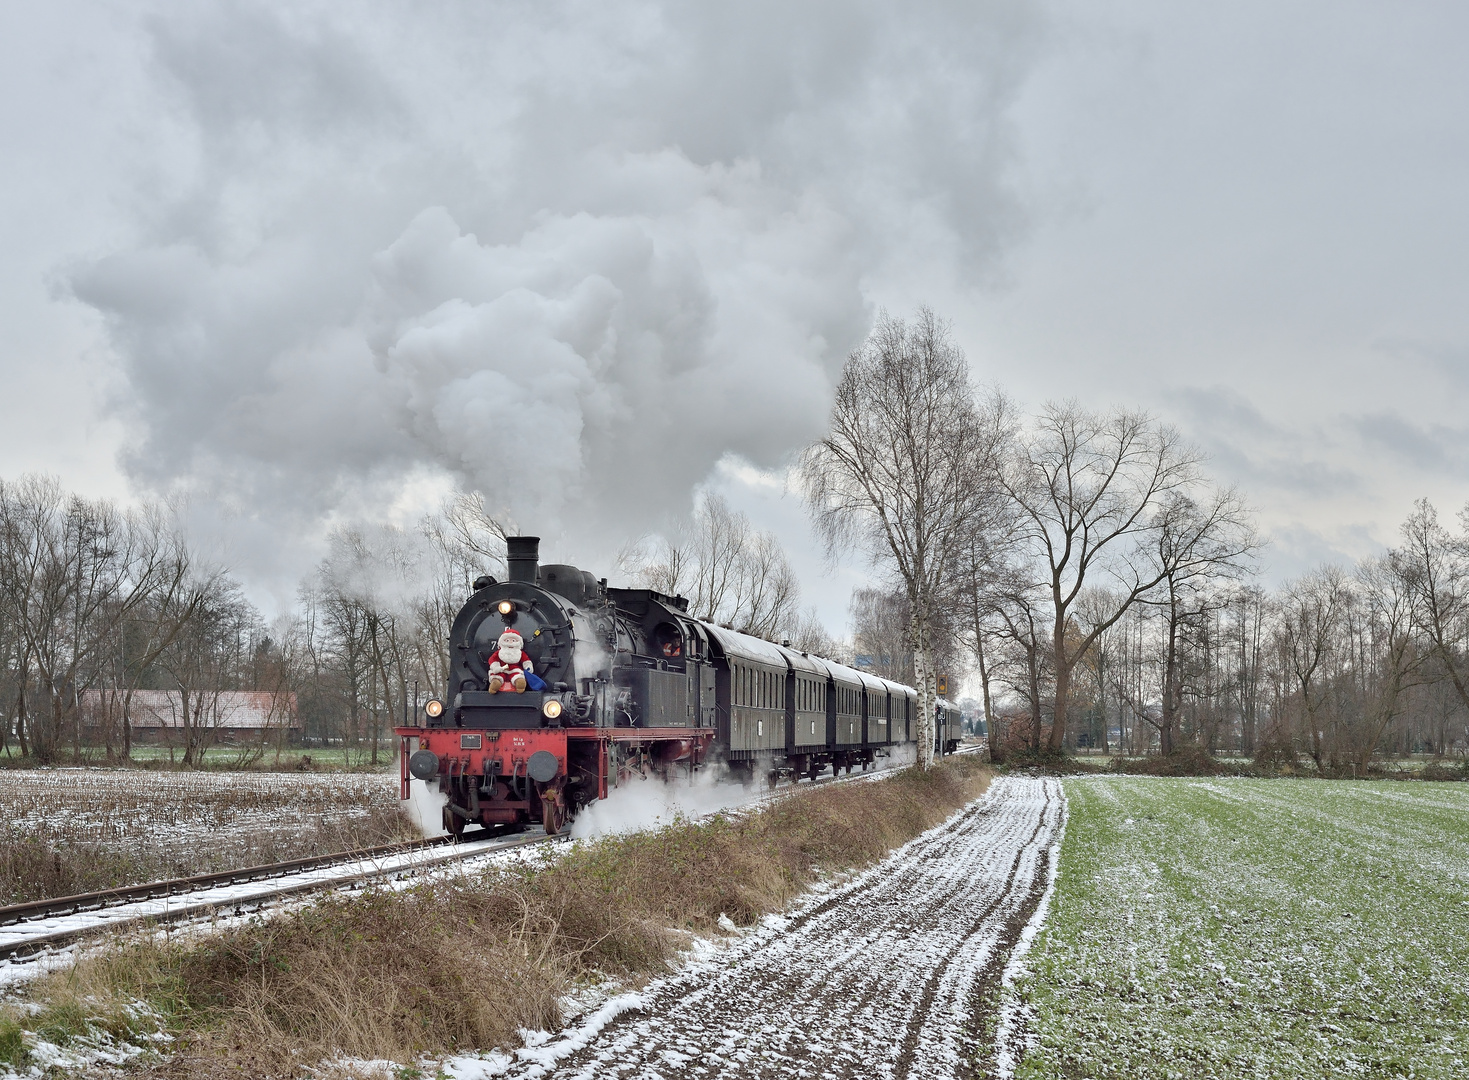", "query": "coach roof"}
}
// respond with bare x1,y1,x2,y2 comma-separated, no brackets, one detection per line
702,623,791,670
